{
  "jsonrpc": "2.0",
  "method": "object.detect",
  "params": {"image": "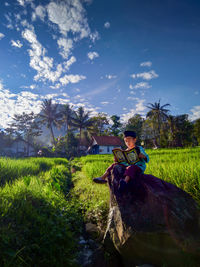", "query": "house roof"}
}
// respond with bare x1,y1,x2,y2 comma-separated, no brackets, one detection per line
92,135,123,146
